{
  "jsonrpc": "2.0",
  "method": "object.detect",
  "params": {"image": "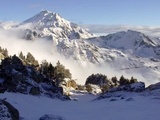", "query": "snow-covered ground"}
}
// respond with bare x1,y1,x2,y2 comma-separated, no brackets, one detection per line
0,91,160,120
